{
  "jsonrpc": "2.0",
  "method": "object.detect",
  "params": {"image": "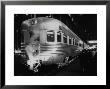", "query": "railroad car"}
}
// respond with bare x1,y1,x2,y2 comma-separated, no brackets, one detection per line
21,17,88,72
